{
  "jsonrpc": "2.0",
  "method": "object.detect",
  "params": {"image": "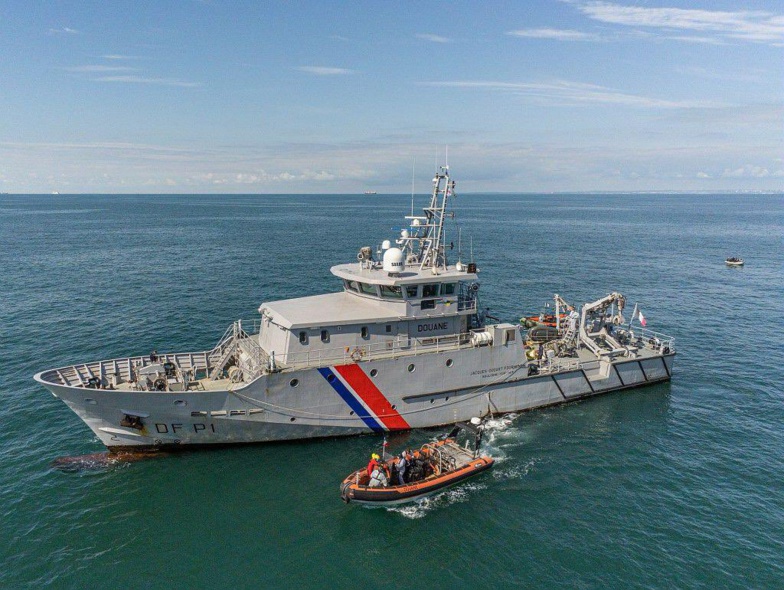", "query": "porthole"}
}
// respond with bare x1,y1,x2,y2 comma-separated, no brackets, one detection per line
327,374,336,383
407,364,415,373
289,378,299,387
174,400,187,407
430,399,435,404
391,404,397,410
350,410,355,416
370,368,378,377
446,359,453,367
445,397,449,401
290,417,296,422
